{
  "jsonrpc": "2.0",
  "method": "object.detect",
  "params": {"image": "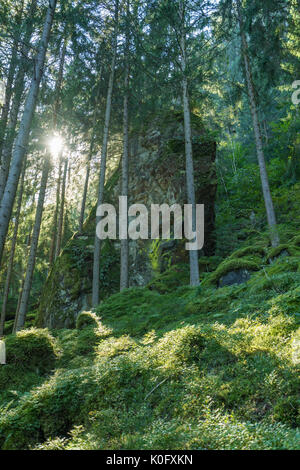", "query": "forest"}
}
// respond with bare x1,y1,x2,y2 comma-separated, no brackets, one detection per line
0,0,299,452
